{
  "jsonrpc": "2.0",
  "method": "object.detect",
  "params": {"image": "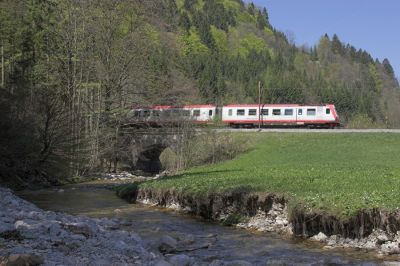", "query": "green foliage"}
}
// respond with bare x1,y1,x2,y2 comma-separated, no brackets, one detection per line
138,133,400,219
236,33,269,57
159,132,251,172
210,26,228,53
178,11,191,33
347,114,385,129
178,30,209,57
